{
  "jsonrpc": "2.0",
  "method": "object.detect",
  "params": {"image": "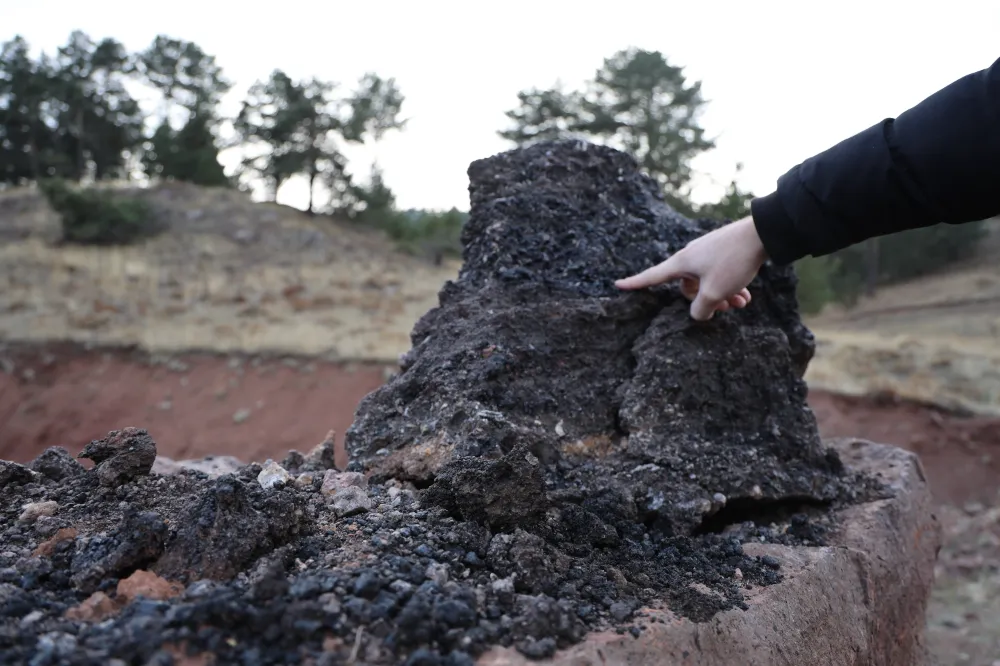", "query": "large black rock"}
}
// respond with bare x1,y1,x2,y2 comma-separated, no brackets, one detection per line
345,139,842,536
